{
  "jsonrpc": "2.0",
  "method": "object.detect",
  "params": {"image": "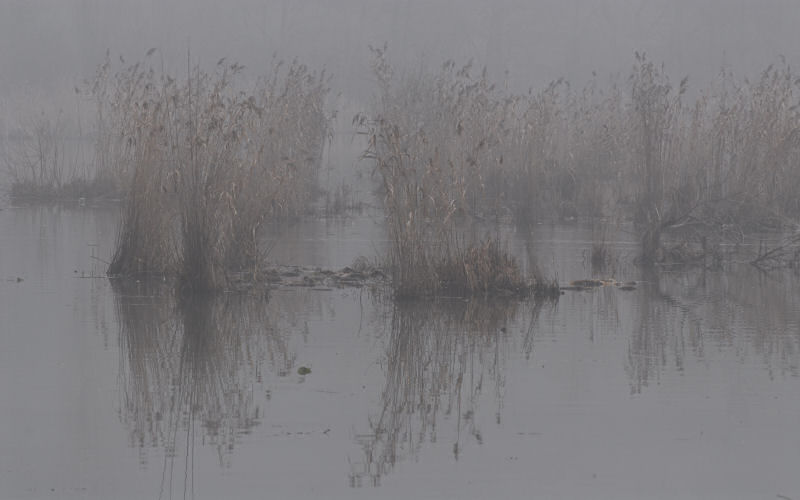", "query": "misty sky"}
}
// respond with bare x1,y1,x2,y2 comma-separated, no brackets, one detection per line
1,0,798,100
